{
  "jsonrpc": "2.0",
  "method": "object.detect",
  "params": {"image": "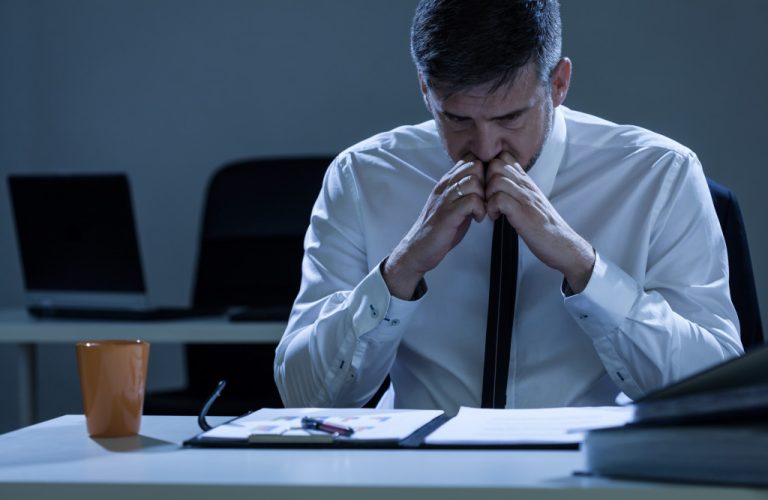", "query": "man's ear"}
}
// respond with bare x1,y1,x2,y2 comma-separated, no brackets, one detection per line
418,72,433,114
550,57,572,107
